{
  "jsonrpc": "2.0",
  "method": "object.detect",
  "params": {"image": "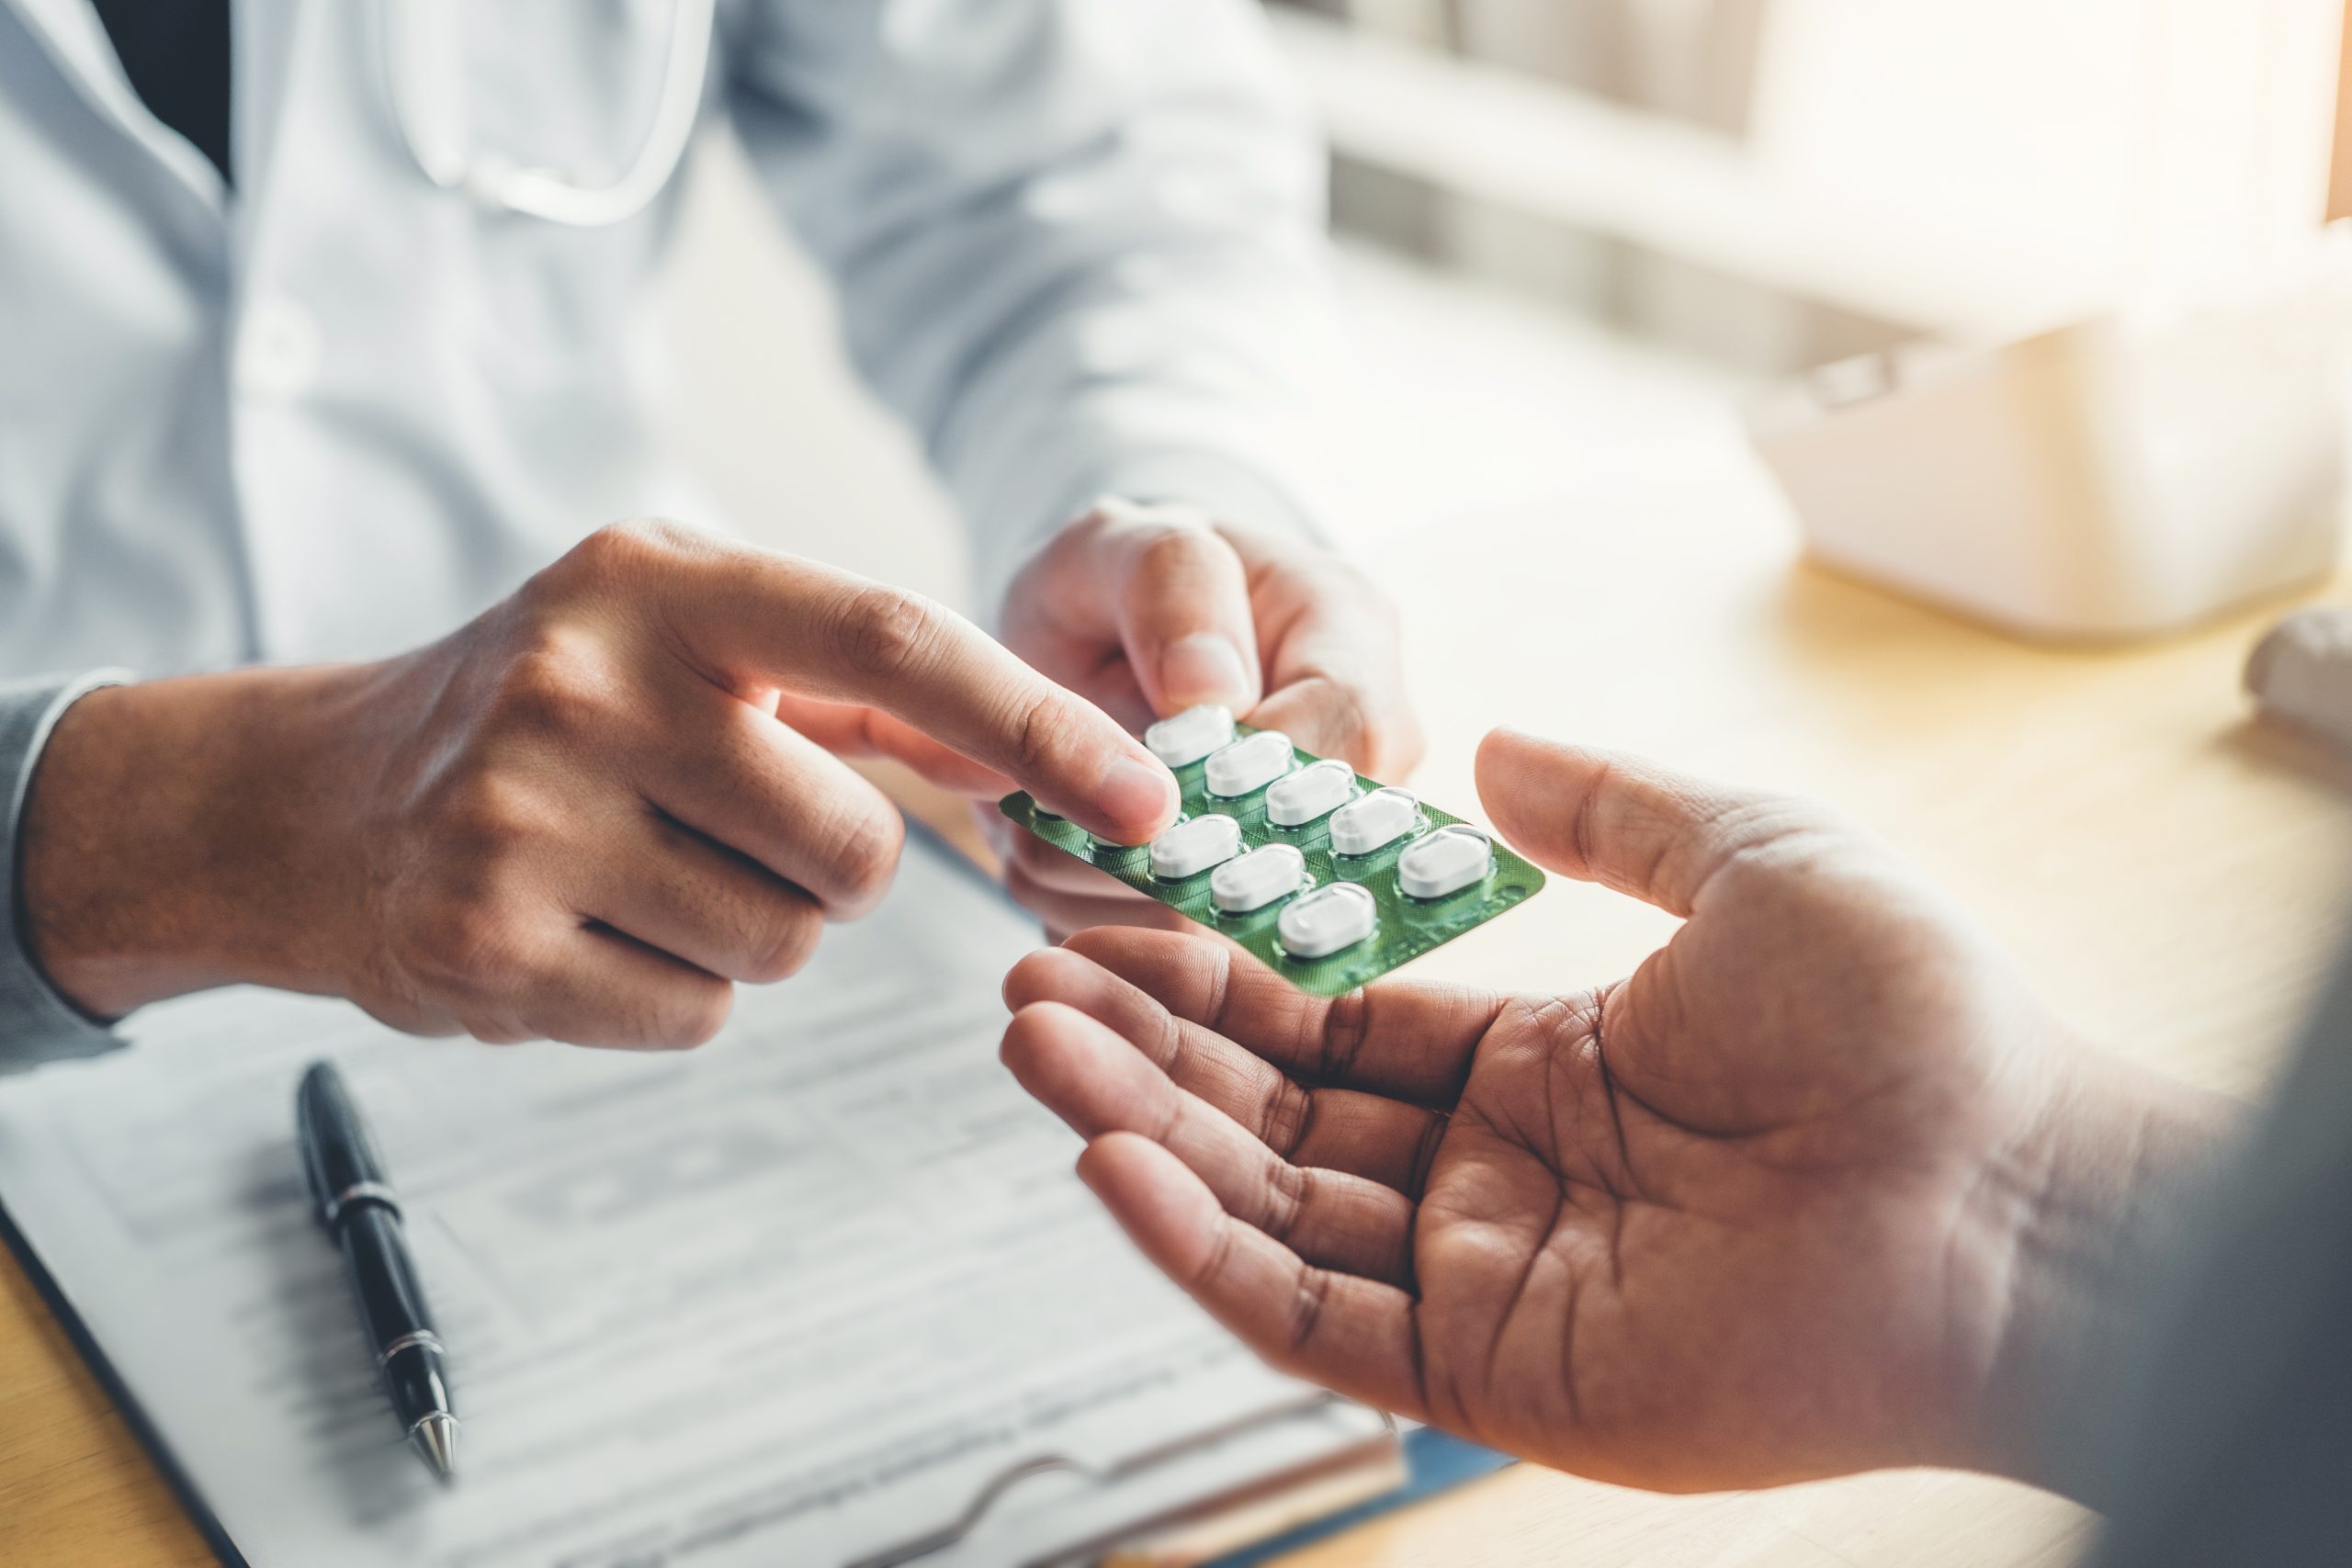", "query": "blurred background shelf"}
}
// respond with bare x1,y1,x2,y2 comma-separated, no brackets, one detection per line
1268,0,2346,372
1271,5,2042,341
